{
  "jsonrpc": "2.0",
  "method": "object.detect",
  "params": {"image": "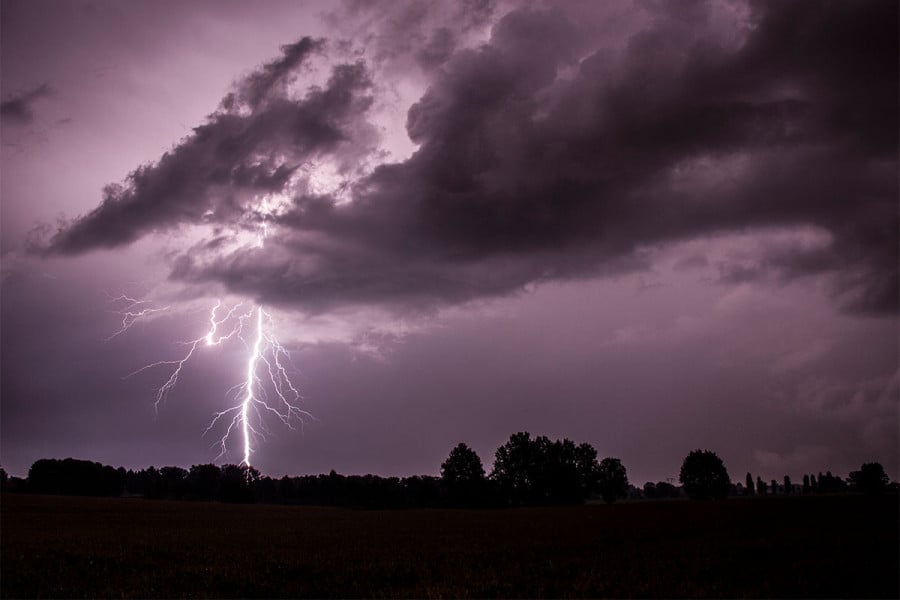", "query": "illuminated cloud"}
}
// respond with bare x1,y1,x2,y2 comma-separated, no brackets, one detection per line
41,1,896,317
